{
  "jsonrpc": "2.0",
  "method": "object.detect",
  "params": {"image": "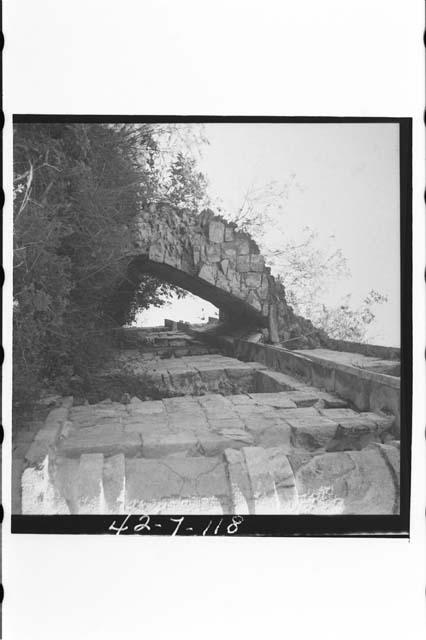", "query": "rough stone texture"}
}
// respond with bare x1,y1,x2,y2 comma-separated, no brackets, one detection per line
243,447,280,514
224,449,253,514
77,454,105,514
18,332,400,516
125,457,231,514
127,203,327,346
103,453,126,513
291,447,400,514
